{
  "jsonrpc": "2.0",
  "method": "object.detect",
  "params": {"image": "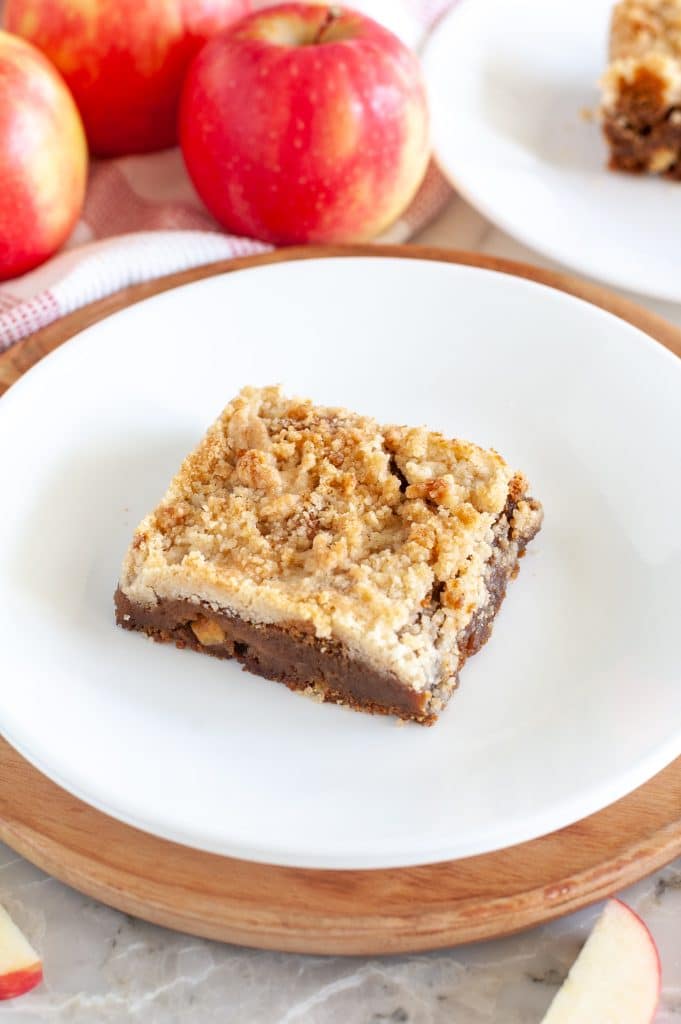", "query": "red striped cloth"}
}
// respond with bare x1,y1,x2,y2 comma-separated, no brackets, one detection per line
0,0,456,352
